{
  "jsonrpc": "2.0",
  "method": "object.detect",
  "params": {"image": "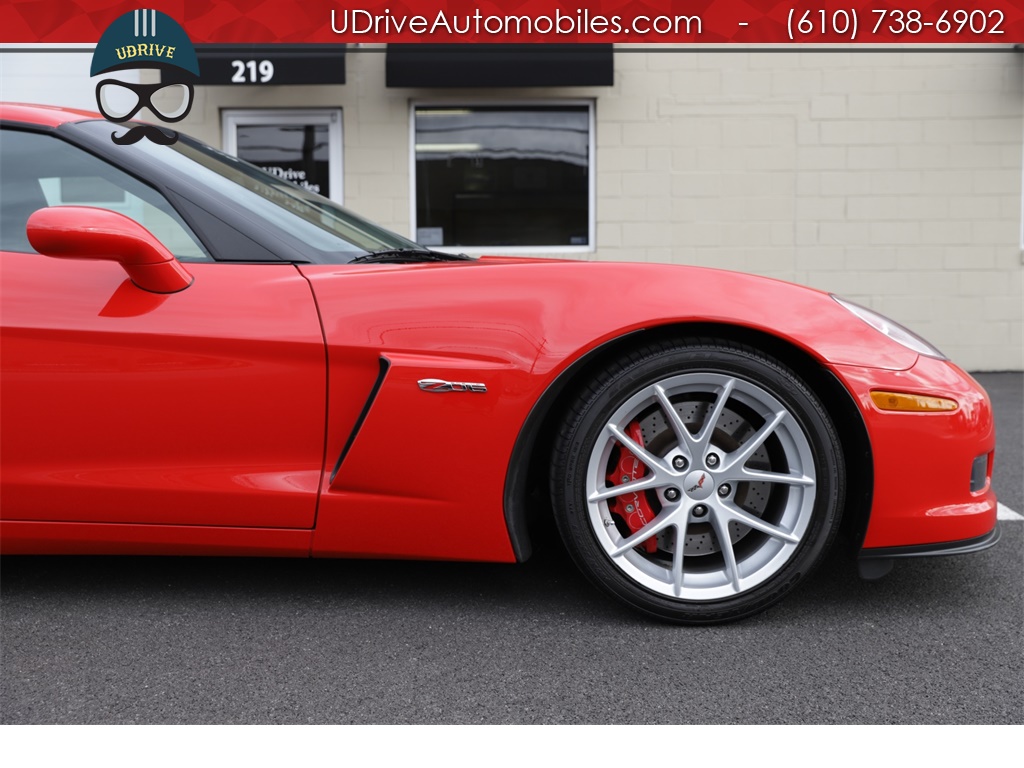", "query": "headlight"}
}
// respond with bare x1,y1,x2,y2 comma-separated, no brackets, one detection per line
832,296,947,359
